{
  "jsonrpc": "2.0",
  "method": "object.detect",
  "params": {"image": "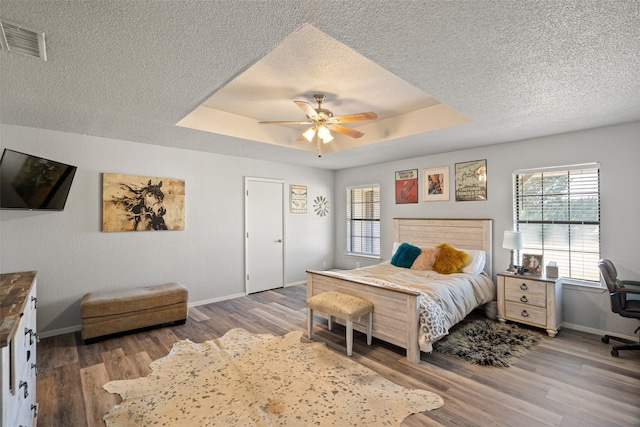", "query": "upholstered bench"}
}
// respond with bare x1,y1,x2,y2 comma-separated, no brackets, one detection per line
81,282,188,341
307,291,374,356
